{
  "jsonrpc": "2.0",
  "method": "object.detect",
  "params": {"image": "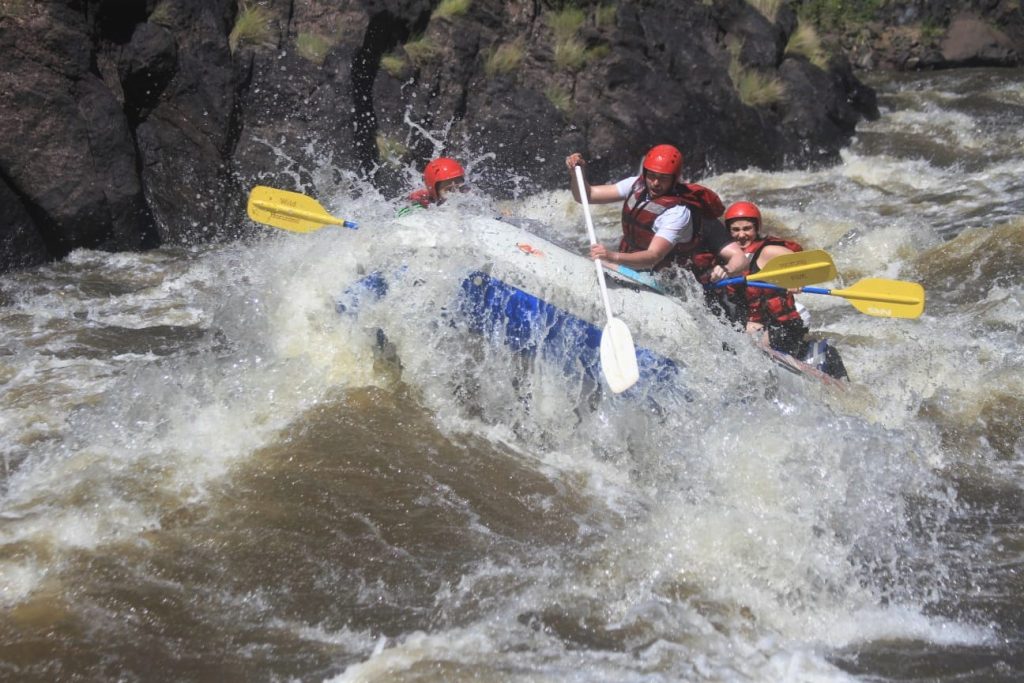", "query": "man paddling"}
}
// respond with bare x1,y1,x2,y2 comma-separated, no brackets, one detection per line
565,145,746,291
